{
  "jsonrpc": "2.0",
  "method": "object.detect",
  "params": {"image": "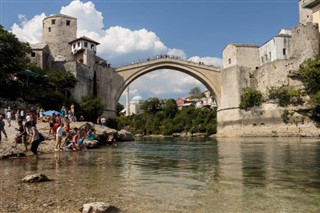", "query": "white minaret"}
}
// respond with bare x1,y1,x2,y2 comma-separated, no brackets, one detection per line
125,87,130,116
